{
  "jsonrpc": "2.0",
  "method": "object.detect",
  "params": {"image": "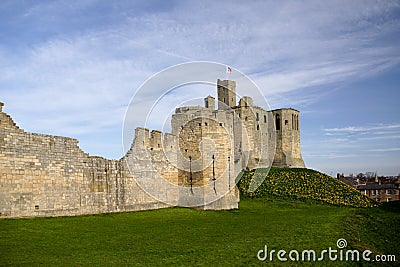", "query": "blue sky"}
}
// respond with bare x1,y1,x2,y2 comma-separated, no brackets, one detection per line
0,0,399,176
